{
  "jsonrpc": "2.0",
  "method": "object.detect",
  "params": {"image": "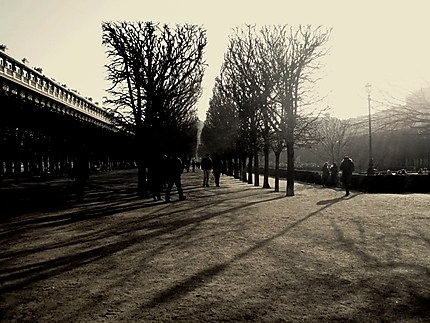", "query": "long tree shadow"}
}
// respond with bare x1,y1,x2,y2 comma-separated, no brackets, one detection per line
0,177,267,240
316,192,362,205
0,188,275,262
143,194,348,308
140,193,429,322
4,170,386,319
0,179,140,220
0,184,283,294
326,218,430,320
